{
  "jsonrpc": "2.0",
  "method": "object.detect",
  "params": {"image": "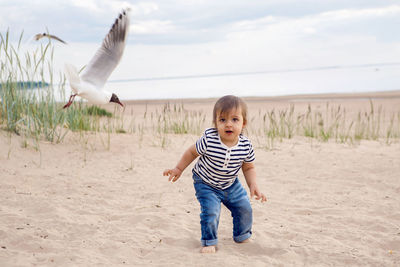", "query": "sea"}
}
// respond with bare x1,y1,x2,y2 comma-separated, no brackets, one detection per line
11,62,399,102
99,64,400,100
